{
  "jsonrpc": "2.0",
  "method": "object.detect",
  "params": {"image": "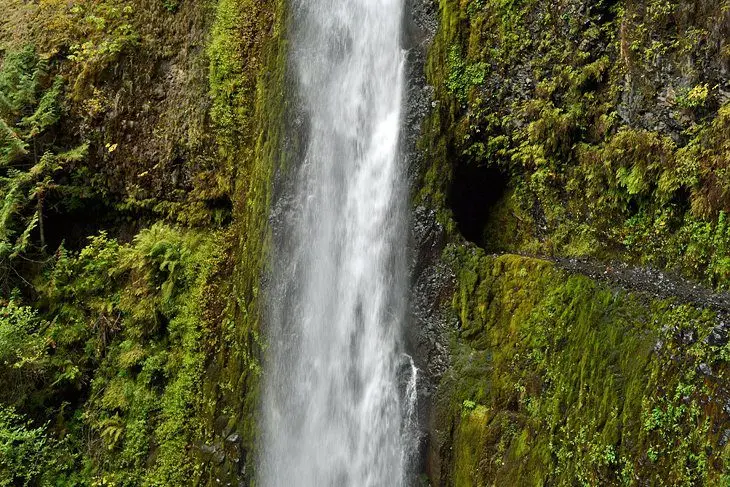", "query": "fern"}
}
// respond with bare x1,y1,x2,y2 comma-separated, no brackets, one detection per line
0,46,77,285
0,119,27,166
21,76,63,137
0,46,46,120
